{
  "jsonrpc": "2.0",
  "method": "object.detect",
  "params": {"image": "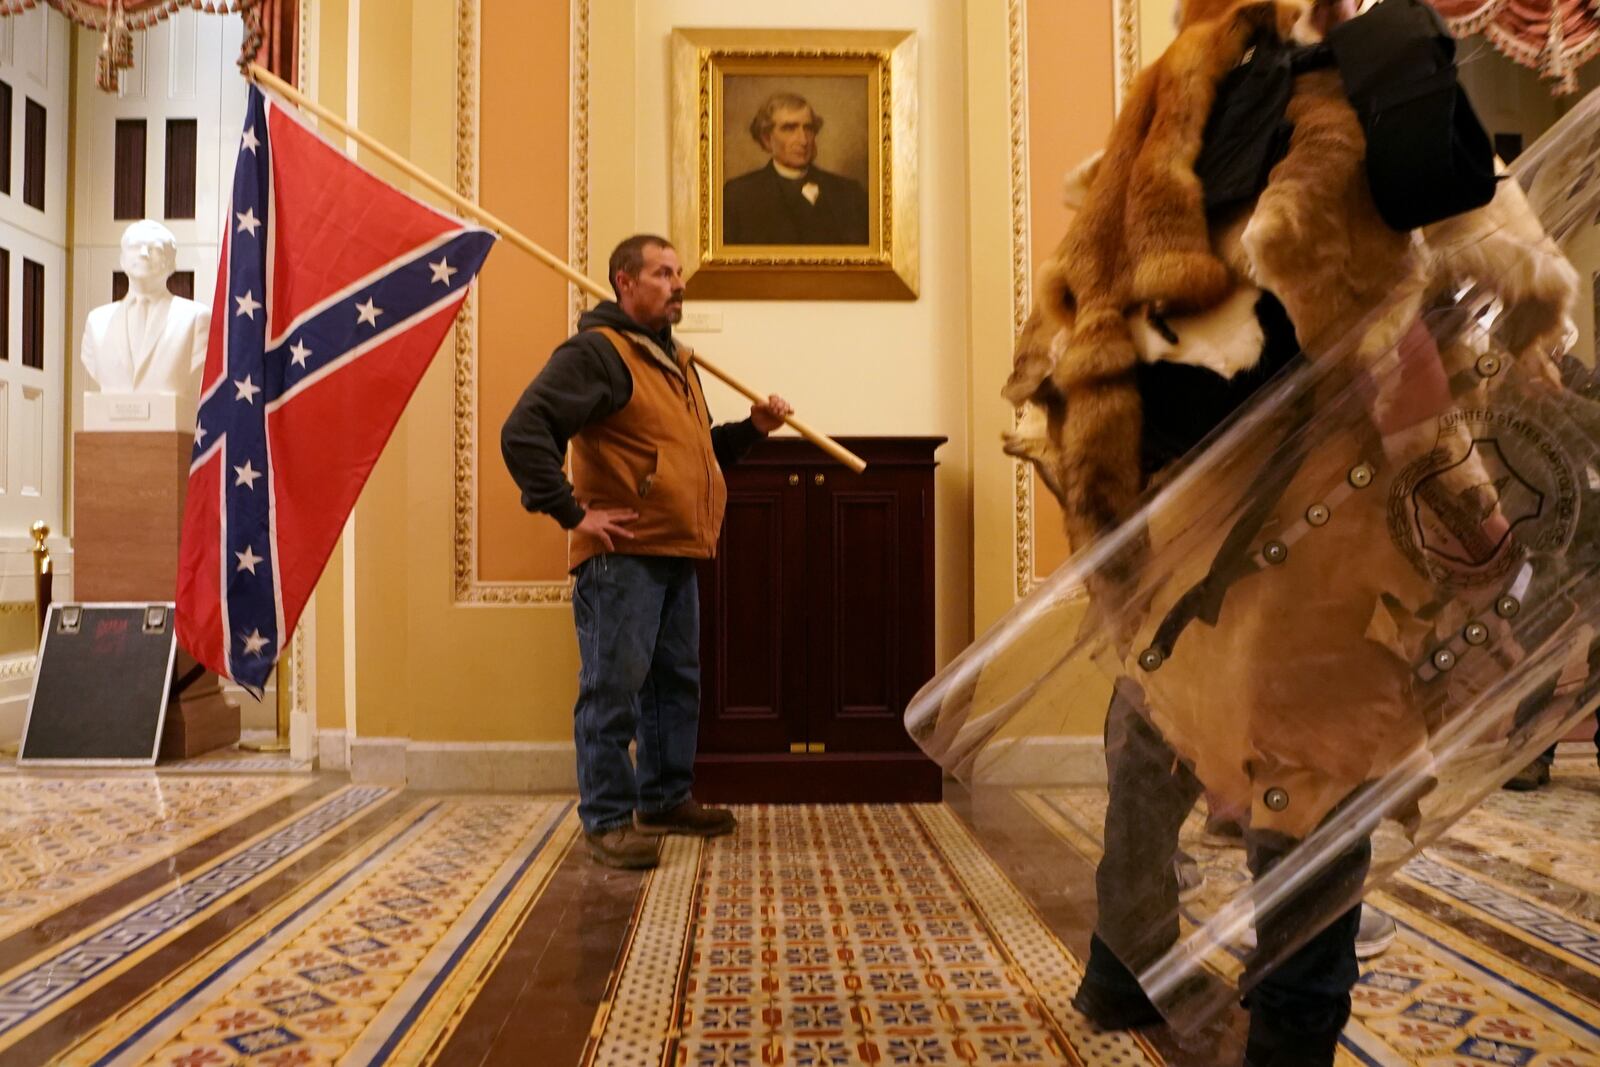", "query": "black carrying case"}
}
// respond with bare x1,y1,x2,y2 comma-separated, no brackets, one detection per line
1325,0,1499,231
